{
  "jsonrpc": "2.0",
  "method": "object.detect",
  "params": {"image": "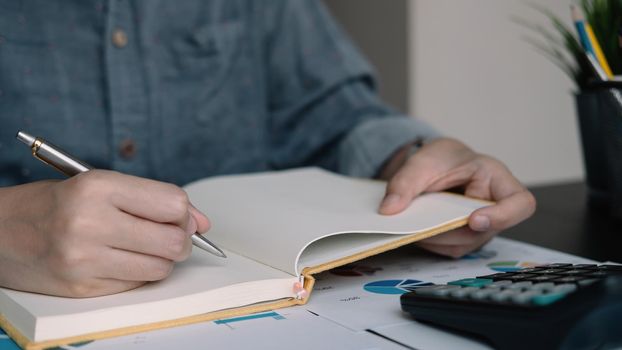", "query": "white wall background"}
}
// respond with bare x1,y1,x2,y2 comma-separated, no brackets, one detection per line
409,0,583,185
